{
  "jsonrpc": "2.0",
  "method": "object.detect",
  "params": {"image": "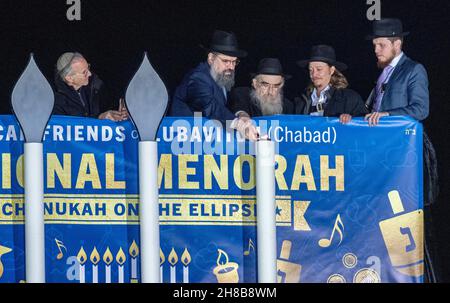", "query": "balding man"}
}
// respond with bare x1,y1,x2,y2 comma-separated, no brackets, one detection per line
53,52,127,121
